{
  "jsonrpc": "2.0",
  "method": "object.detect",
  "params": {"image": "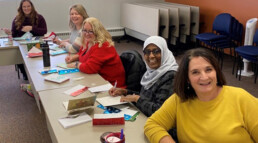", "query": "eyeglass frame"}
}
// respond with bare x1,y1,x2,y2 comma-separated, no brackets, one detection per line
82,29,94,35
143,48,161,56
